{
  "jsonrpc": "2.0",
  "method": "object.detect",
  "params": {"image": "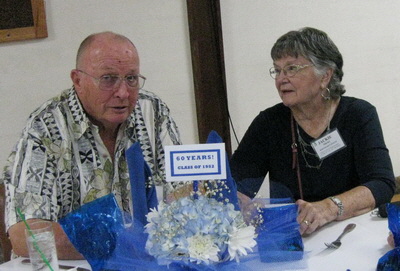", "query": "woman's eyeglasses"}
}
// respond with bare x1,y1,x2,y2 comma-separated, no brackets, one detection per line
269,64,313,79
